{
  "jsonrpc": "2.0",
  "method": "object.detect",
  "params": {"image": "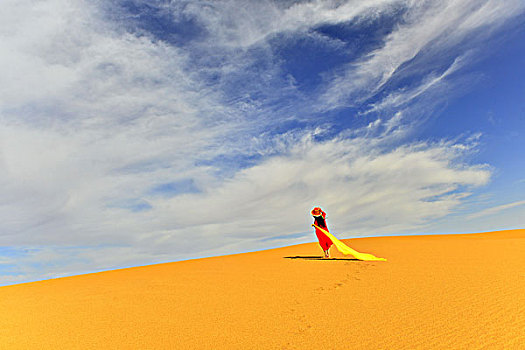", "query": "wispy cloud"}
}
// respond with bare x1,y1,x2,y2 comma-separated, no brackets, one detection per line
363,54,467,115
317,0,525,111
467,200,525,220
